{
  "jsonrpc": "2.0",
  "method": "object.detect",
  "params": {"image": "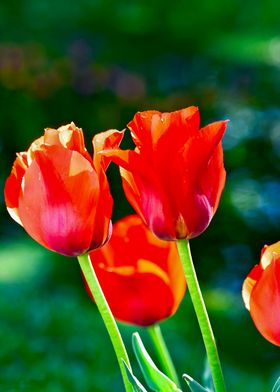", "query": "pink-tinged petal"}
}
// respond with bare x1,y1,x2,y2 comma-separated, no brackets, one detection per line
18,146,100,256
166,164,211,238
178,192,213,239
102,148,177,239
120,168,177,239
250,259,280,346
